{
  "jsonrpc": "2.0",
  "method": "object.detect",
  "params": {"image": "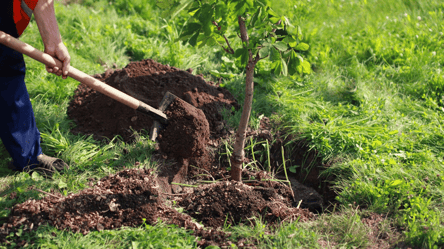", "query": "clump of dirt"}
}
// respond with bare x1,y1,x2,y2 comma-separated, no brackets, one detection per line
158,97,210,159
